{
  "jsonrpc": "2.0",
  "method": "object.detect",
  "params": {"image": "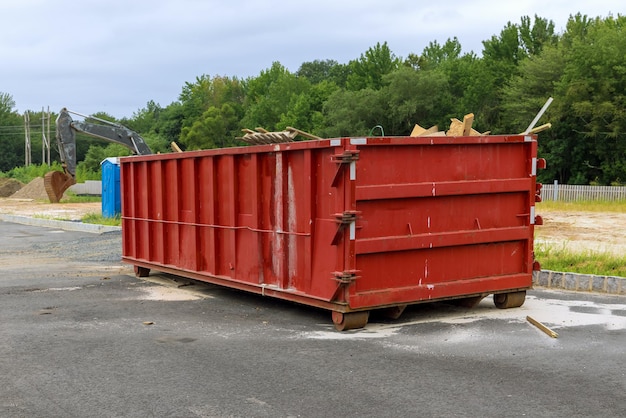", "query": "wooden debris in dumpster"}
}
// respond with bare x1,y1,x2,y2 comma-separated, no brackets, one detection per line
238,126,321,145
410,113,492,137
